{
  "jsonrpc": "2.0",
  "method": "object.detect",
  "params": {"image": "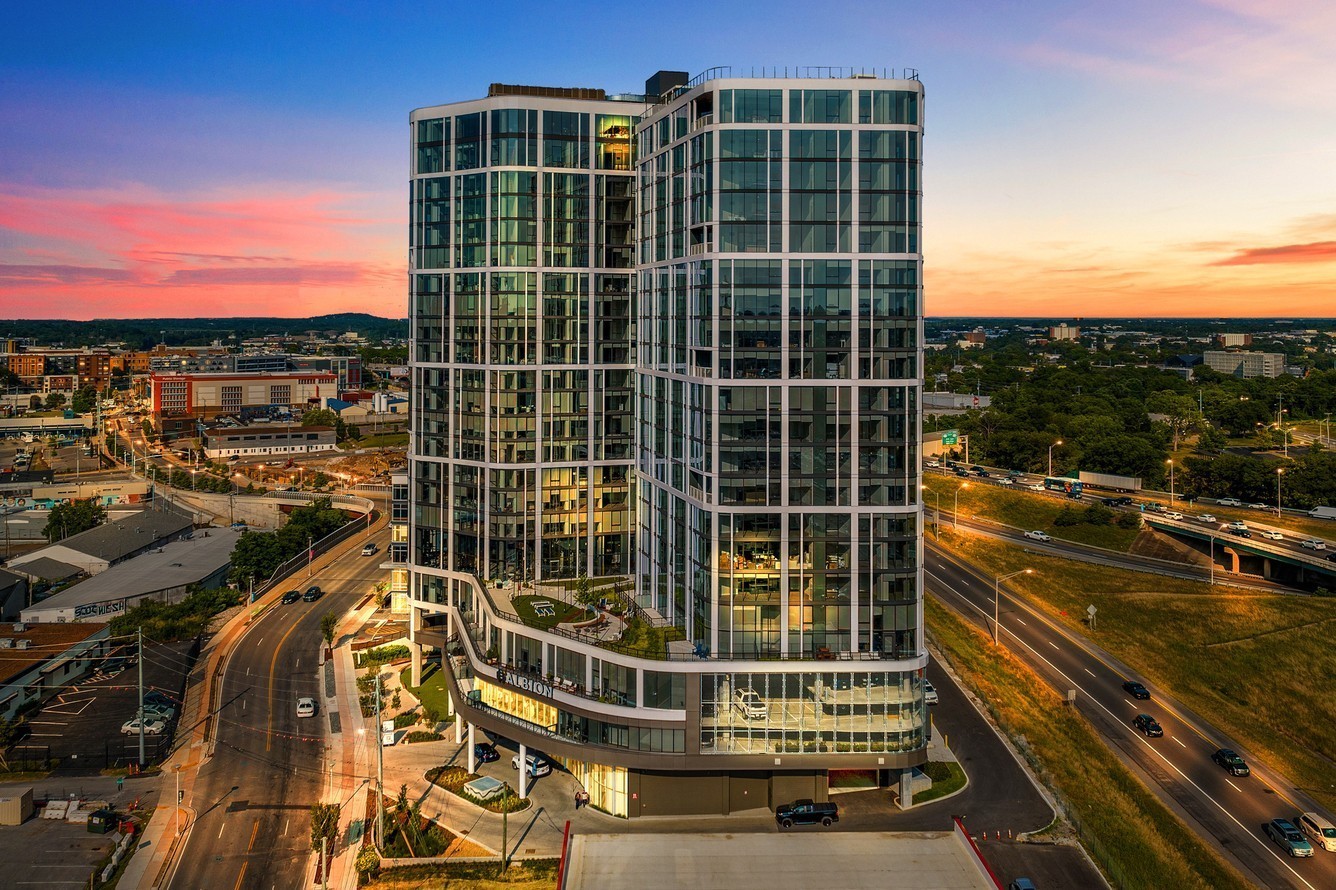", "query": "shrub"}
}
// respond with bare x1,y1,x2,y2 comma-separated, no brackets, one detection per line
1083,503,1115,526
1053,507,1082,527
392,712,418,729
355,848,380,877
921,761,953,782
360,644,410,667
403,730,443,744
1117,511,1143,529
